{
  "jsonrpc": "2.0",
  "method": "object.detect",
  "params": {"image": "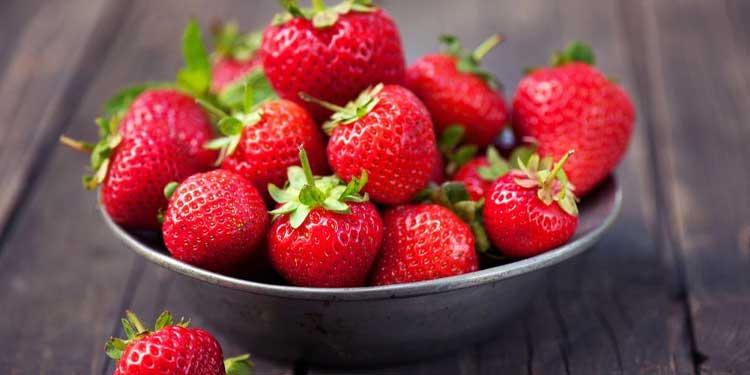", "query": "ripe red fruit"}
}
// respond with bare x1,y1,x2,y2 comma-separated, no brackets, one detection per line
210,22,263,94
59,117,203,231
452,146,509,201
204,99,328,202
405,35,508,148
303,84,436,205
107,311,252,375
512,41,634,195
121,89,217,170
483,152,579,257
370,204,479,286
162,169,269,274
267,149,383,287
261,0,405,122
430,148,446,184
